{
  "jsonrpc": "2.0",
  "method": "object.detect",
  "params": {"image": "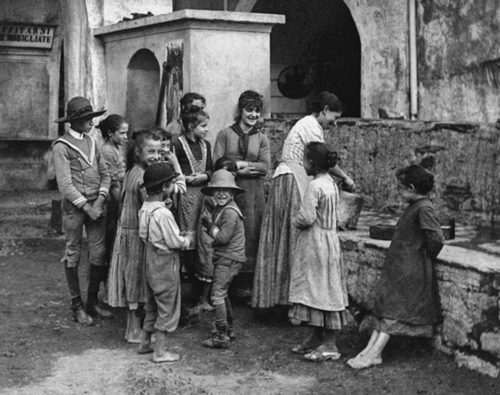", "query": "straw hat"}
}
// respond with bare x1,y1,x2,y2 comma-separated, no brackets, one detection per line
201,169,244,195
142,163,179,189
55,97,107,123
